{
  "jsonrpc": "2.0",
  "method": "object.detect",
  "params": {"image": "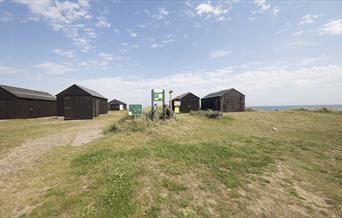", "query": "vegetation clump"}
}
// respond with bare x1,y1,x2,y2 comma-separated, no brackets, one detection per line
106,115,151,133
245,107,257,112
190,109,223,119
